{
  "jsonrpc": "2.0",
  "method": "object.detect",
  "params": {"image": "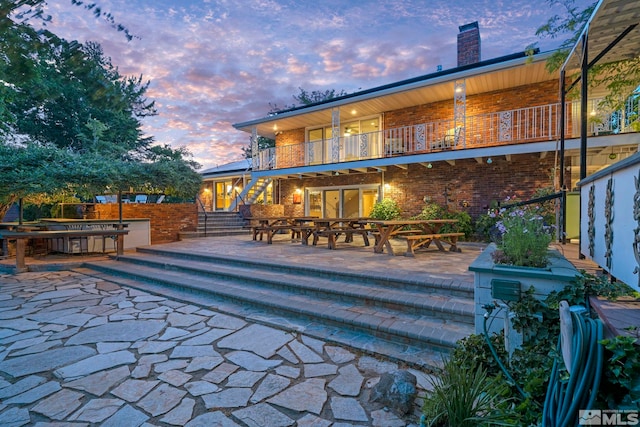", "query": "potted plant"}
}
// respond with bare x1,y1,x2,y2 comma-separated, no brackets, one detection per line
469,204,579,347
490,206,554,268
